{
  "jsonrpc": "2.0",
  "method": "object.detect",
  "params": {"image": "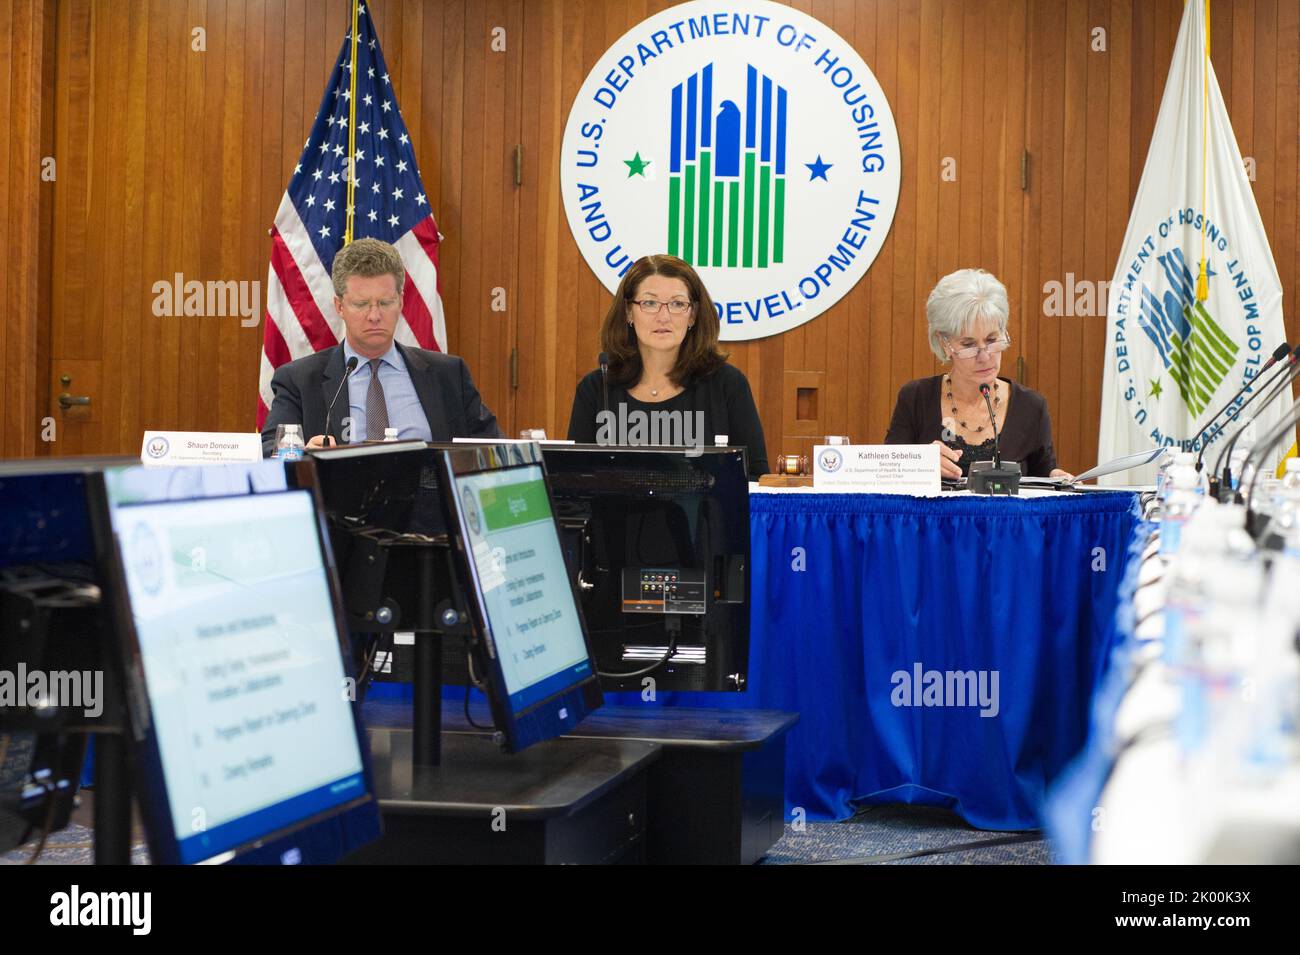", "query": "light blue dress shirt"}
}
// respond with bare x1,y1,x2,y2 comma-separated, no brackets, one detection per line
341,340,433,442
